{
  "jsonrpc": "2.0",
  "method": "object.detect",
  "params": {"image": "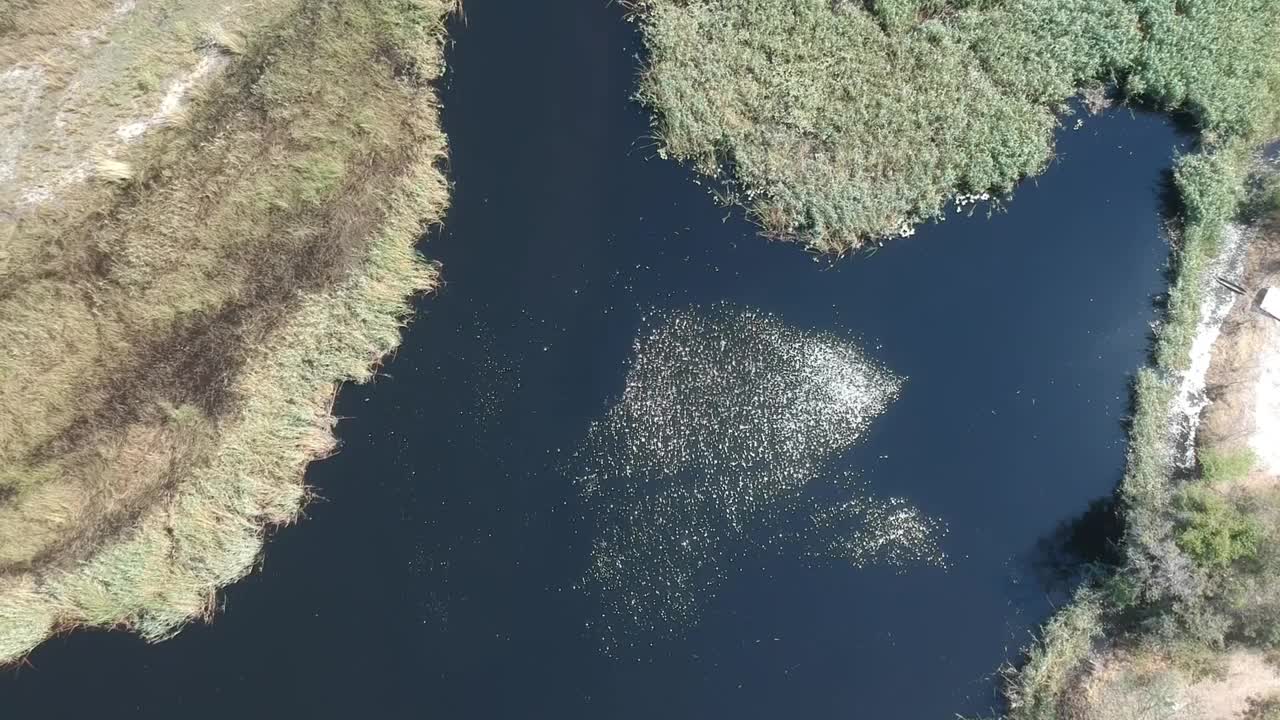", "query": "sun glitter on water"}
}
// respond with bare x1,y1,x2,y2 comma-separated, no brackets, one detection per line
573,304,947,654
